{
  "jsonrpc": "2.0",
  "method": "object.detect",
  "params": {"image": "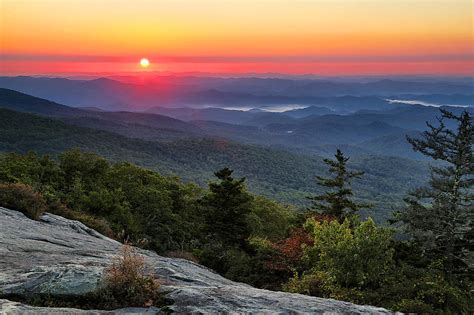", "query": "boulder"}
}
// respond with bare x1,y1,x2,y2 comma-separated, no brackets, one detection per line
0,207,397,314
